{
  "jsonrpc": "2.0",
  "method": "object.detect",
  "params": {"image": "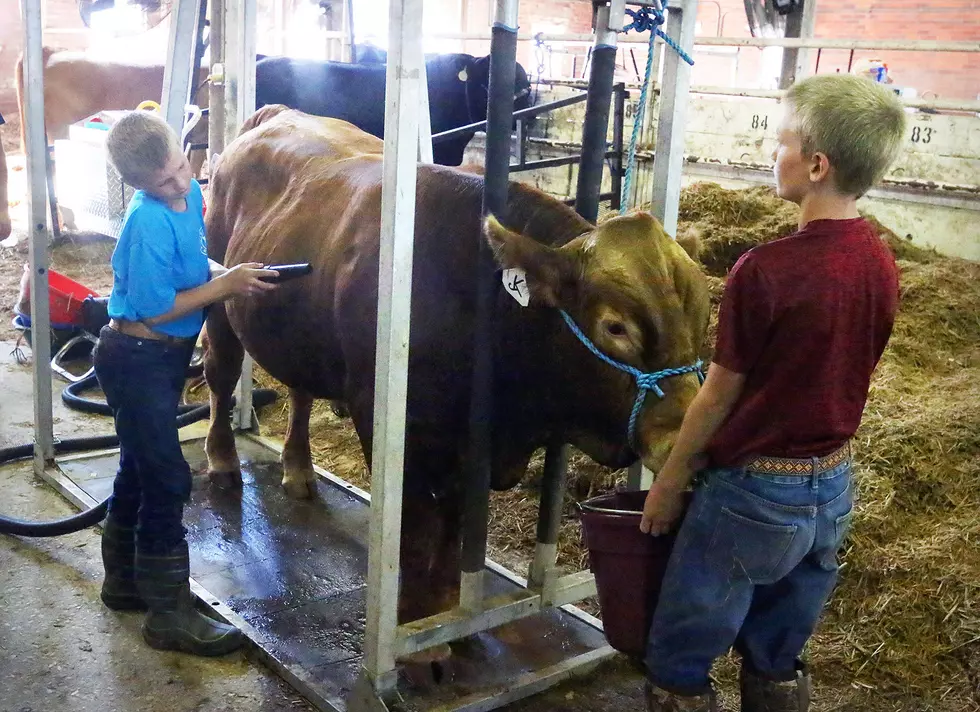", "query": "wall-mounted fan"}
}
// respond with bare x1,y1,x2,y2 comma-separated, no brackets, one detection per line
78,0,174,36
